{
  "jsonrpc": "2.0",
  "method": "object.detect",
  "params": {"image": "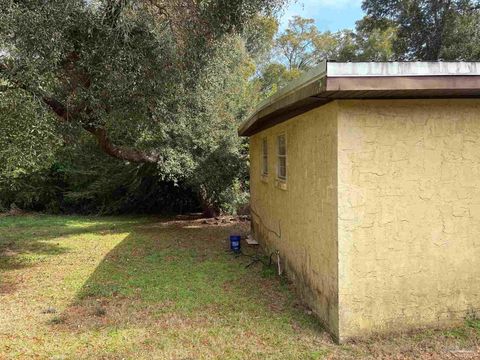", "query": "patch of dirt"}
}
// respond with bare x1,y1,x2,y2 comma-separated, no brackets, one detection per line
1,206,33,217
0,279,17,295
200,215,251,226
336,330,480,360
141,215,250,230
1,248,18,257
